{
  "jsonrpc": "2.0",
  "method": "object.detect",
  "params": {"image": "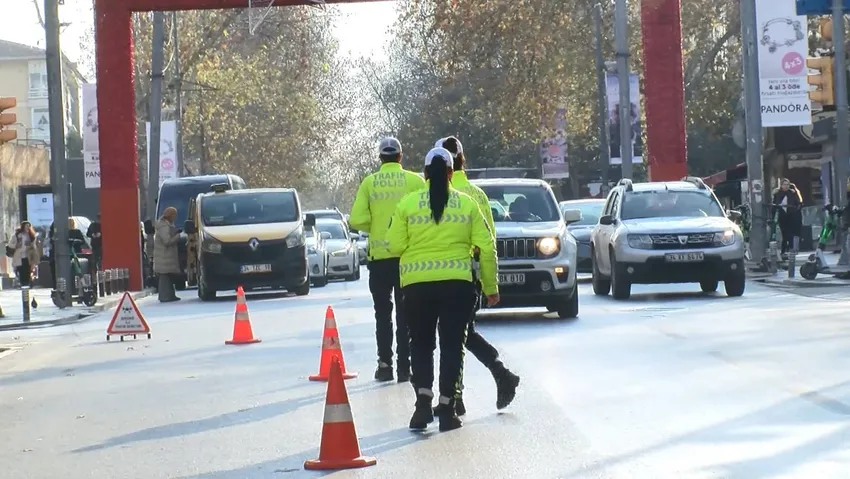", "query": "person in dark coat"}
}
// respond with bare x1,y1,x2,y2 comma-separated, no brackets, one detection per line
772,178,803,257
86,214,102,271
